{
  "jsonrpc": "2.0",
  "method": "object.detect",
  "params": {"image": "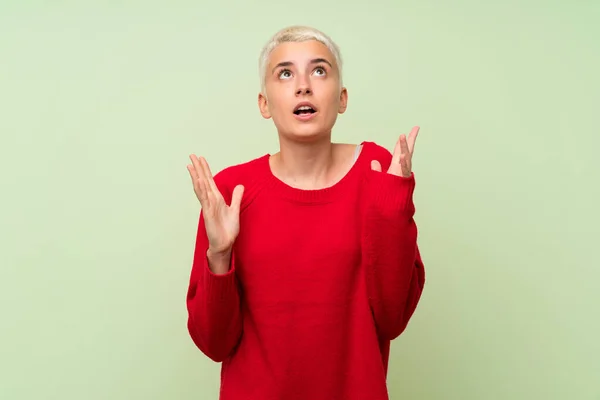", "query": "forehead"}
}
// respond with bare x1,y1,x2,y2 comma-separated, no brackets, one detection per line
268,40,337,68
